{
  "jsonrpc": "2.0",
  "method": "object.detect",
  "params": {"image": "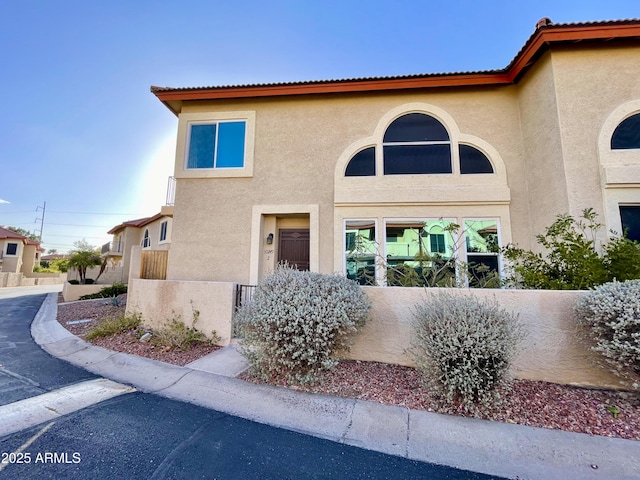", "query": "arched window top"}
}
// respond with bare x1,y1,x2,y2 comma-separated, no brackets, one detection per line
383,113,449,143
345,147,375,177
459,145,494,174
142,229,151,248
611,113,640,150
